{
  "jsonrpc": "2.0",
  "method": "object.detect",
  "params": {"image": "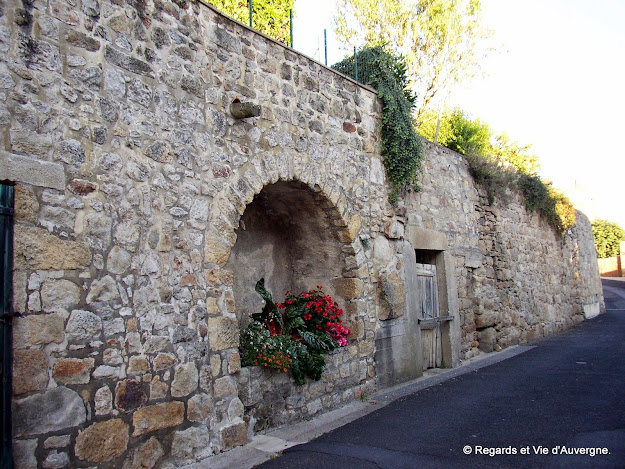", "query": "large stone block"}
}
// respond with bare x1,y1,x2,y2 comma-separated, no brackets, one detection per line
478,327,497,353
13,349,48,395
75,419,129,463
127,355,149,375
132,402,185,437
13,313,65,348
377,271,406,320
475,311,499,329
331,278,364,300
372,236,394,270
213,376,237,399
153,352,176,372
204,230,232,266
115,379,147,413
86,275,120,304
171,362,199,397
405,226,448,251
122,437,164,469
14,185,39,224
66,310,102,342
0,151,65,189
14,225,91,270
149,376,168,401
13,271,27,314
207,316,238,350
227,397,244,421
171,425,211,464
53,357,95,385
14,387,86,437
95,386,113,416
384,220,404,239
187,393,213,423
41,279,81,313
220,421,248,451
337,213,361,243
107,246,132,274
42,450,70,469
13,439,38,469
